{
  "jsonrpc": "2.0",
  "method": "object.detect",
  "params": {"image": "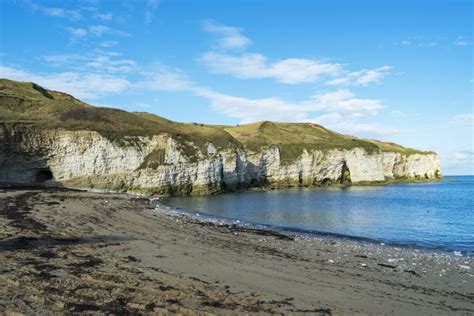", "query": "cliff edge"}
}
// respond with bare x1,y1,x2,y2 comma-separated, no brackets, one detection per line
0,79,442,195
